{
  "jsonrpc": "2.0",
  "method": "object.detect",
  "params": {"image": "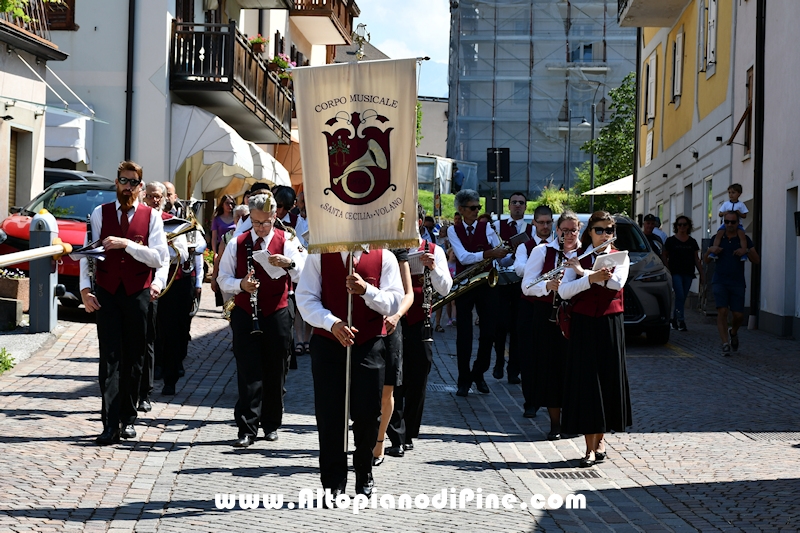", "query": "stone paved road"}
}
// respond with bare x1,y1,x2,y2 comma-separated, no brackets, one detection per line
1,286,799,532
